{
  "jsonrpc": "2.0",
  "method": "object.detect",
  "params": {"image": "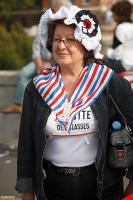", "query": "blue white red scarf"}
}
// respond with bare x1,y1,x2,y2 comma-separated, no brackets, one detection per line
33,63,113,134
